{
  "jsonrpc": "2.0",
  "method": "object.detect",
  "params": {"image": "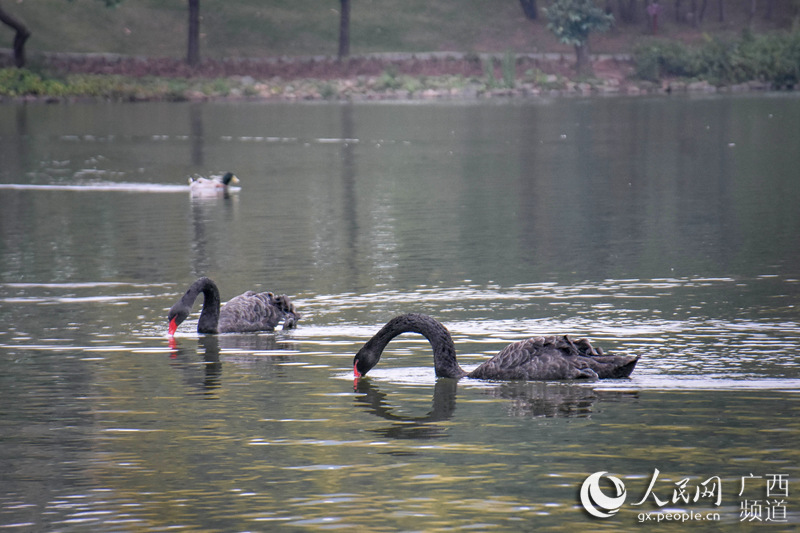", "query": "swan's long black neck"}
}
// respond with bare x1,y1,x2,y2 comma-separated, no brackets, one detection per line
184,277,221,334
355,313,467,379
